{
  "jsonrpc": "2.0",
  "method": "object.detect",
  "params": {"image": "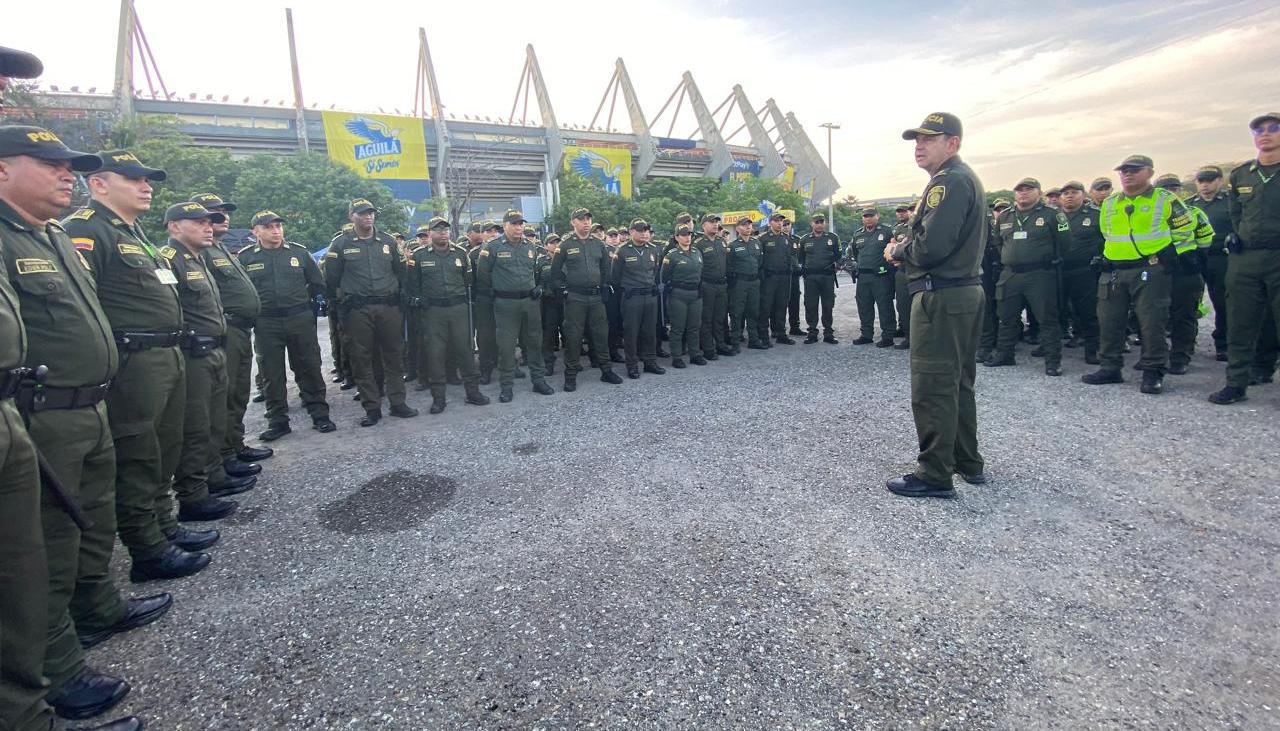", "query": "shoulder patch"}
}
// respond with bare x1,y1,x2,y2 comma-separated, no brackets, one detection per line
72,237,95,251
246,262,266,271
15,258,57,275
926,185,946,207
159,245,177,260
64,208,95,222
325,250,338,258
